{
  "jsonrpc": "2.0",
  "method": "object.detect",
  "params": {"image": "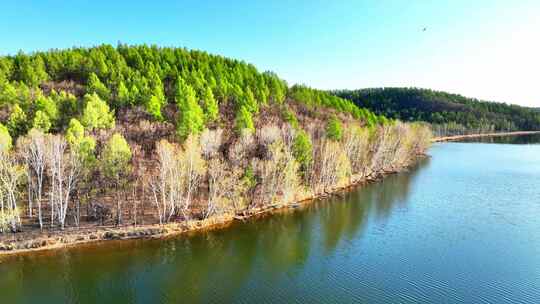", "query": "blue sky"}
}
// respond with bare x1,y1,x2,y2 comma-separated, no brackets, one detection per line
1,1,539,106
